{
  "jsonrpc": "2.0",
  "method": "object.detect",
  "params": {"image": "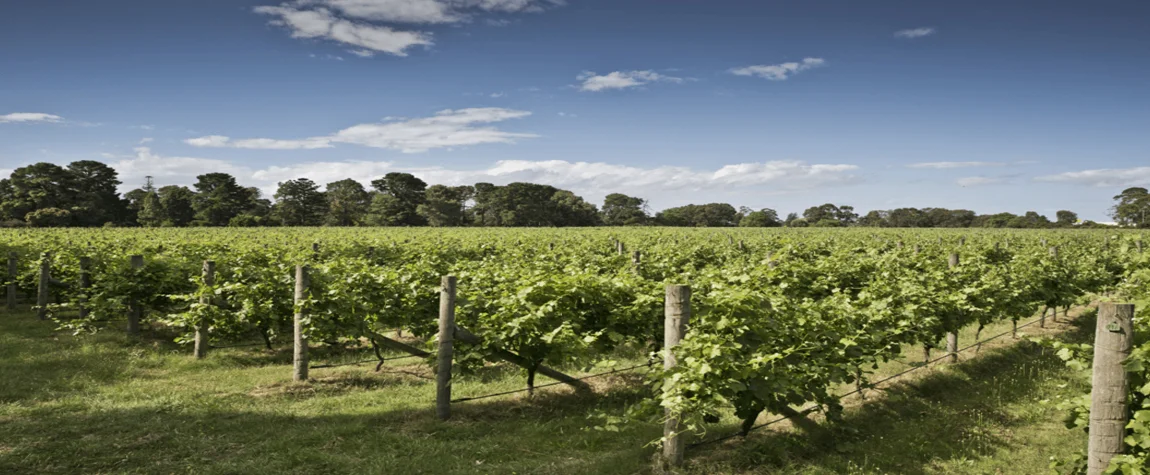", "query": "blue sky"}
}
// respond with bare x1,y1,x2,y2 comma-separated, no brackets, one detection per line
2,0,1148,221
